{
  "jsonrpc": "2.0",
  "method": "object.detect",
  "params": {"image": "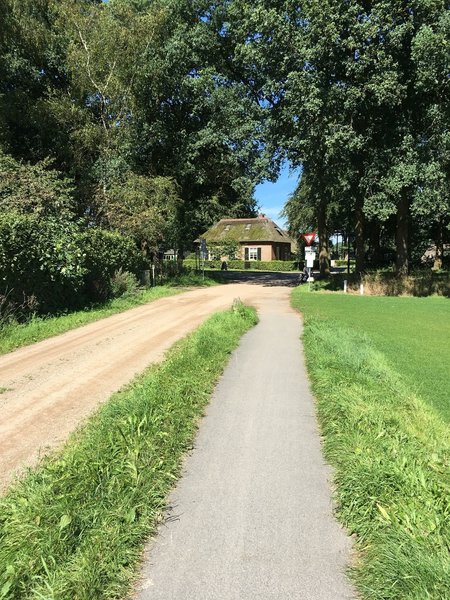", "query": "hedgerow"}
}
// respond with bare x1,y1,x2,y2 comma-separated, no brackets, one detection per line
80,228,143,302
183,258,301,271
0,213,85,315
0,213,142,318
